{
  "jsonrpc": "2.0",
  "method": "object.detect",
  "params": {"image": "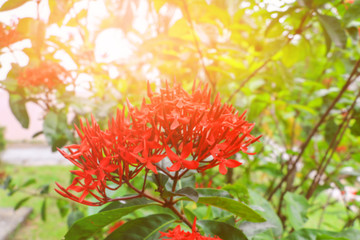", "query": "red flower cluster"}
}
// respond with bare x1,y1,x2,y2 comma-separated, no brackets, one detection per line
18,61,68,89
0,22,22,49
159,217,222,240
55,81,260,205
